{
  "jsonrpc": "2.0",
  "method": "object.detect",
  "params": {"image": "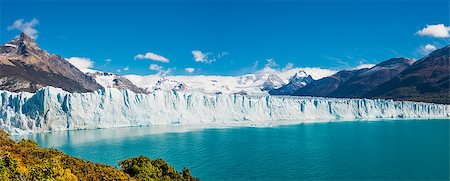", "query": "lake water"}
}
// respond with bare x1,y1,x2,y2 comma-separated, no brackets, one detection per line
12,120,449,180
